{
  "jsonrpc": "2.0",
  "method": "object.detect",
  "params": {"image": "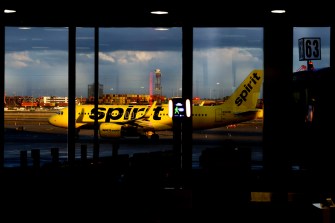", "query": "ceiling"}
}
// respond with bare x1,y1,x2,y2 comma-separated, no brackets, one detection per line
1,1,334,27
